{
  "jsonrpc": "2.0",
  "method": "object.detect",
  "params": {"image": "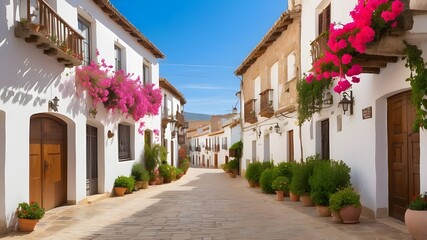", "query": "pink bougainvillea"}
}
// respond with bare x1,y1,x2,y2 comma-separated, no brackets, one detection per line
75,53,162,134
306,0,404,93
